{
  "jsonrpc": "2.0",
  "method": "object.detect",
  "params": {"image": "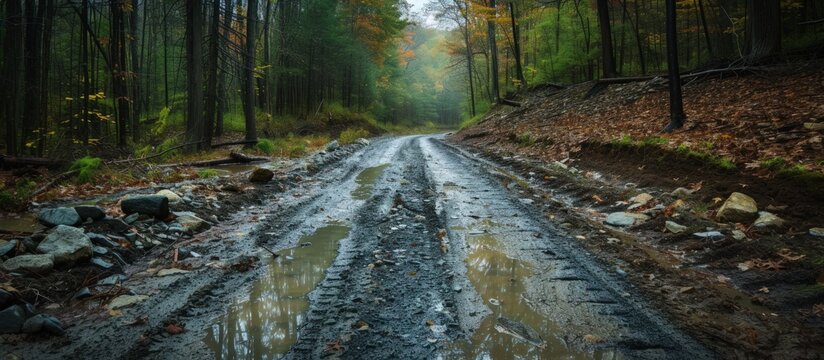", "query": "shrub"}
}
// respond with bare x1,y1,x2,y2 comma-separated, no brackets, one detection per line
0,179,36,211
70,156,103,183
516,132,534,146
339,128,370,145
256,139,276,155
761,157,789,171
